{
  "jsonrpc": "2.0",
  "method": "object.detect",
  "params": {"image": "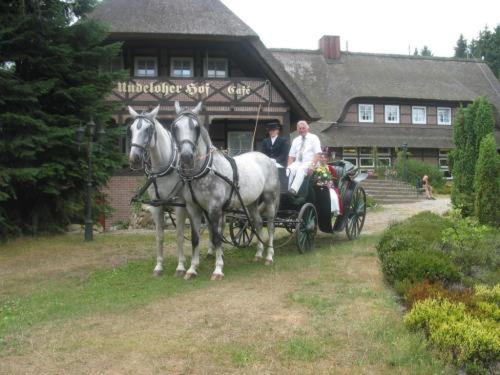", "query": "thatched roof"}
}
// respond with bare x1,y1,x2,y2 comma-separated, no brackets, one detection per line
271,50,500,125
89,0,257,37
321,124,455,148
